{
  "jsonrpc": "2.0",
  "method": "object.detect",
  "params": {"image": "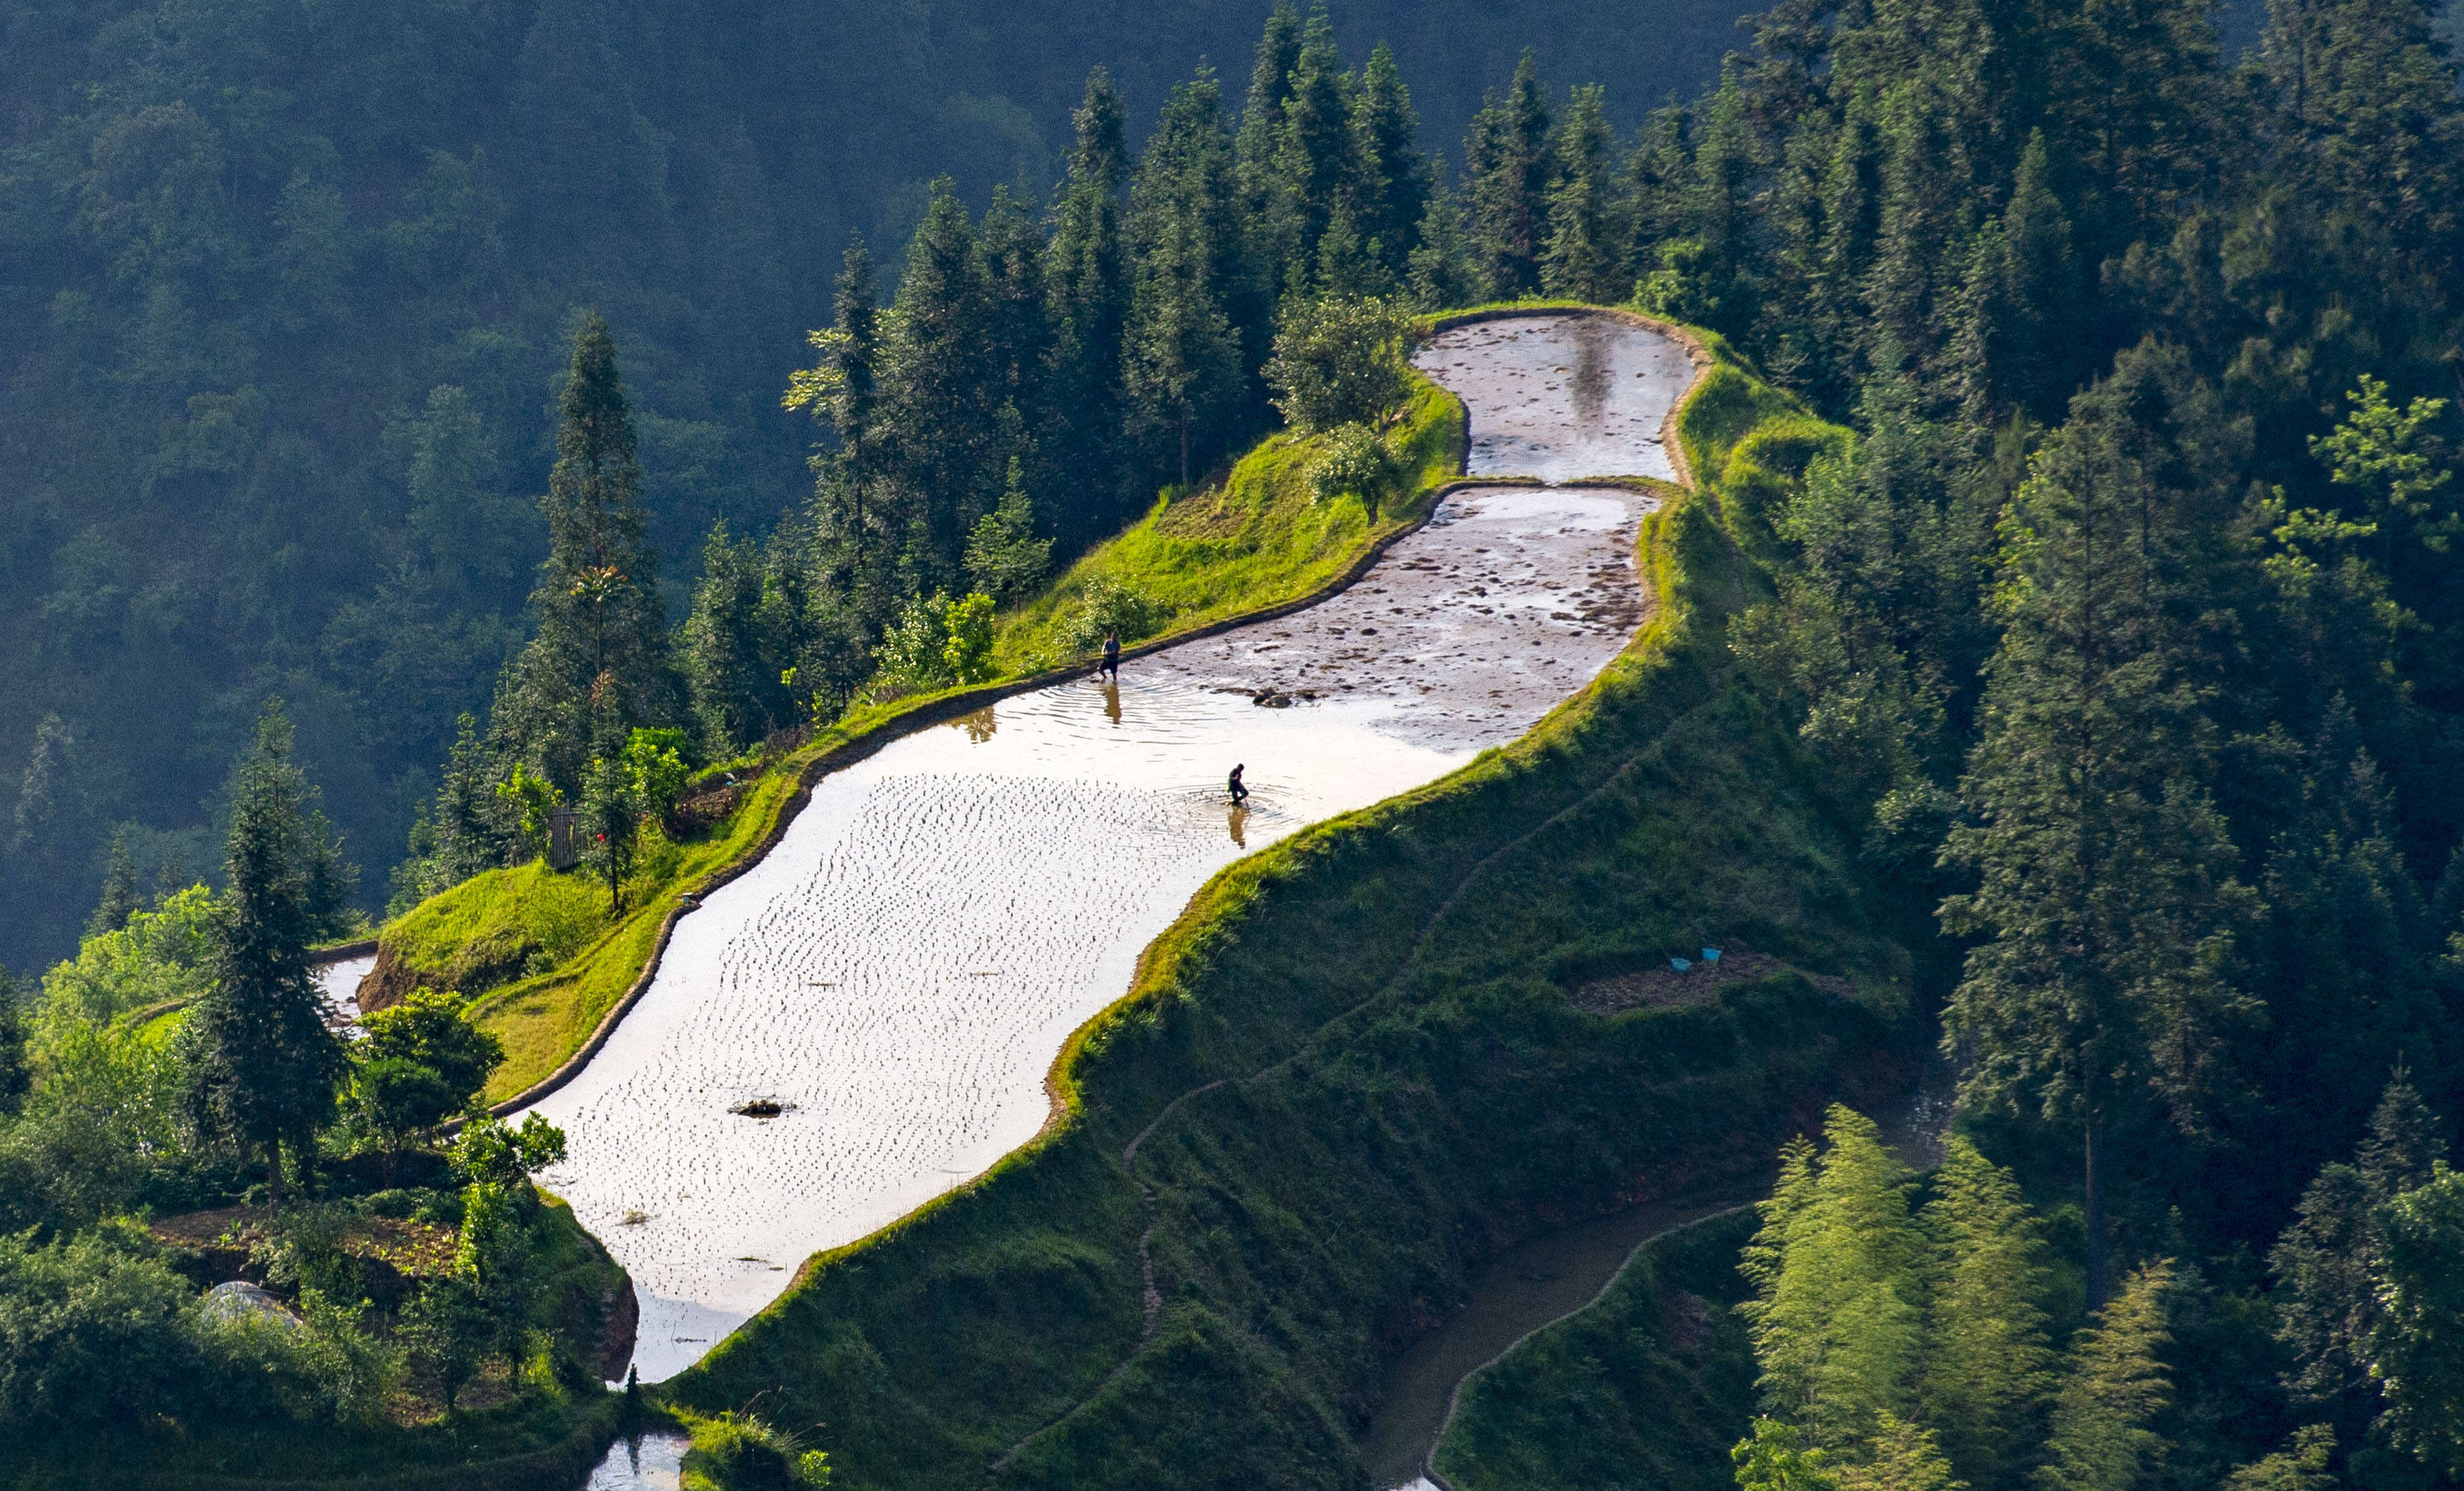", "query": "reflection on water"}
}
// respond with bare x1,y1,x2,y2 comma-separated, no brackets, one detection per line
954,706,997,744
1569,318,1610,424
579,1430,688,1490
1102,682,1121,723
1227,804,1249,847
